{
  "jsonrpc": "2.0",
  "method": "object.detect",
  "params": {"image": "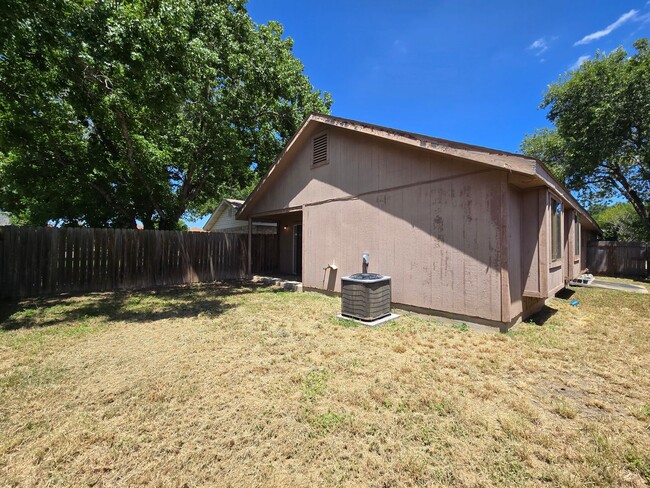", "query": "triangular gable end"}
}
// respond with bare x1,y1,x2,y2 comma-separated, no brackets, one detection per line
236,113,597,229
